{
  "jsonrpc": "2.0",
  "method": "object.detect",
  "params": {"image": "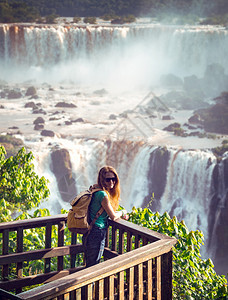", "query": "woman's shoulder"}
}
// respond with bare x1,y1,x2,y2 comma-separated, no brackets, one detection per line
95,190,107,198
